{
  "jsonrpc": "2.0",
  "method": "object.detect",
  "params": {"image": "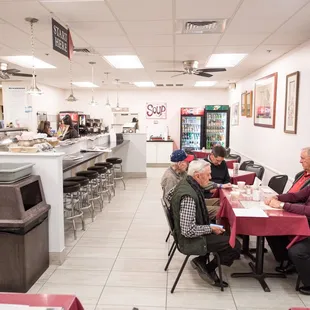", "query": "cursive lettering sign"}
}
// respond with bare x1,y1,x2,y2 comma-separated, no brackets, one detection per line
146,103,167,119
